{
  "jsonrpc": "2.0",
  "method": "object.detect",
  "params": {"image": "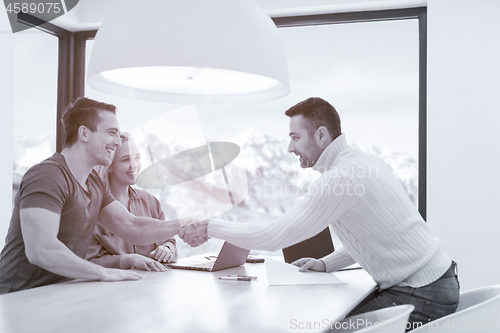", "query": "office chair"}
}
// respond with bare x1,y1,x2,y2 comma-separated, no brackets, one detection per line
411,285,500,332
324,304,414,332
